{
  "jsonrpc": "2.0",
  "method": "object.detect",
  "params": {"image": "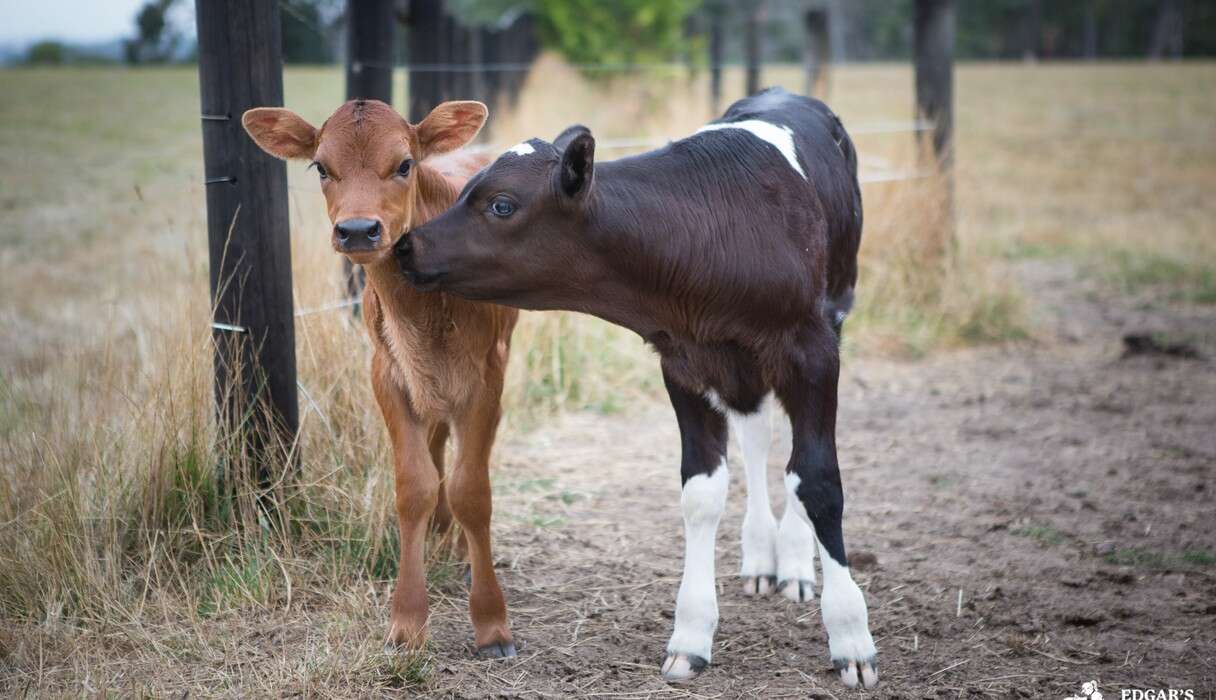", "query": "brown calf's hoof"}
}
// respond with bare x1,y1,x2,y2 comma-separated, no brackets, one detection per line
741,575,777,596
660,653,708,683
778,578,816,603
834,656,879,689
476,642,517,659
